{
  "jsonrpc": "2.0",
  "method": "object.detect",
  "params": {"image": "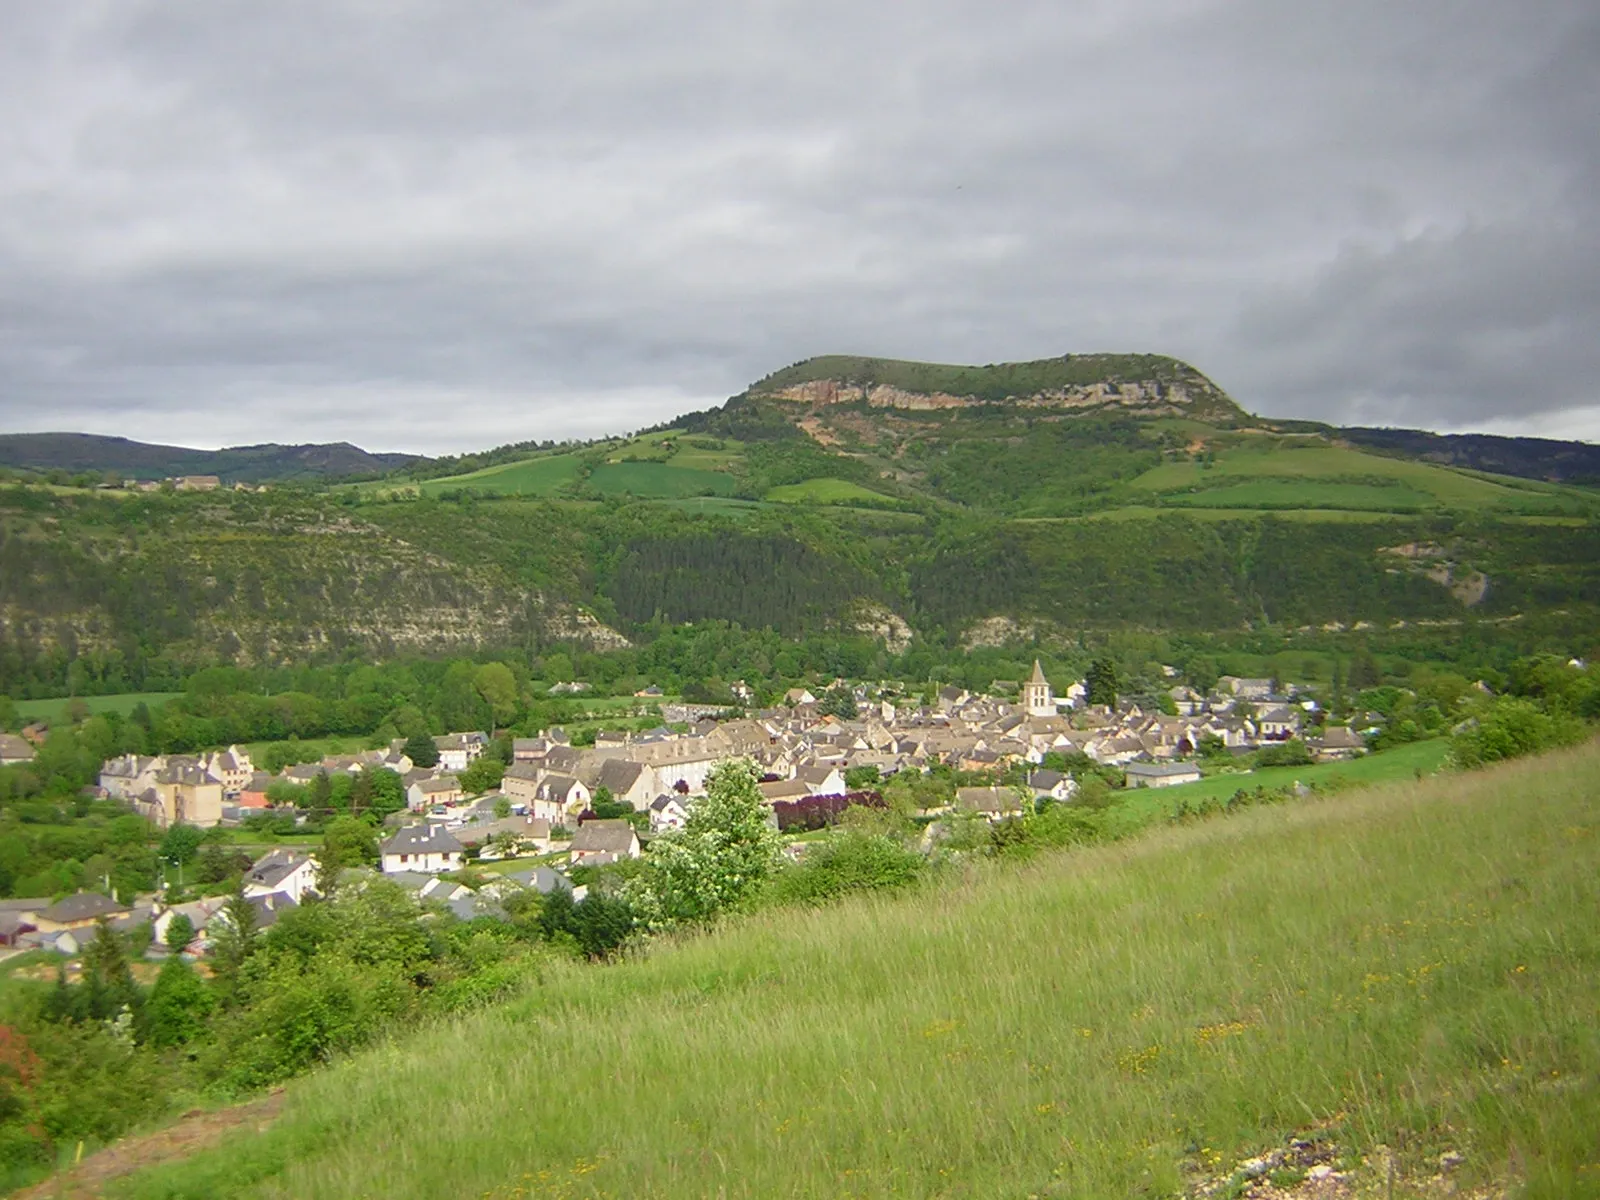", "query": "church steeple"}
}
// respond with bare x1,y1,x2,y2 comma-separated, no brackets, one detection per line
1024,660,1053,716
